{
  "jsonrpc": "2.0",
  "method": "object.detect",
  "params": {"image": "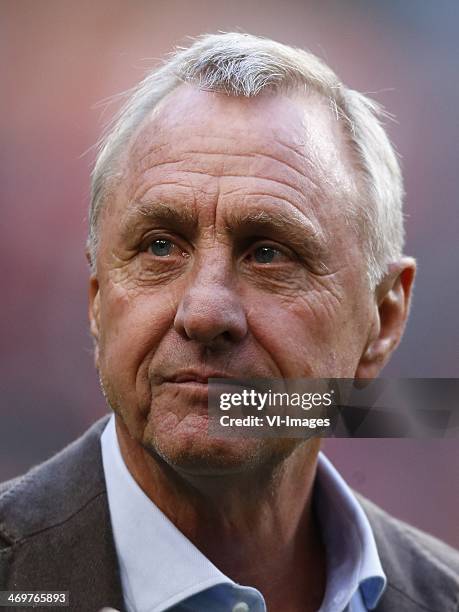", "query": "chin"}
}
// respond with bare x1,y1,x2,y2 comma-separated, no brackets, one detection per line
142,417,300,477
146,431,259,476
